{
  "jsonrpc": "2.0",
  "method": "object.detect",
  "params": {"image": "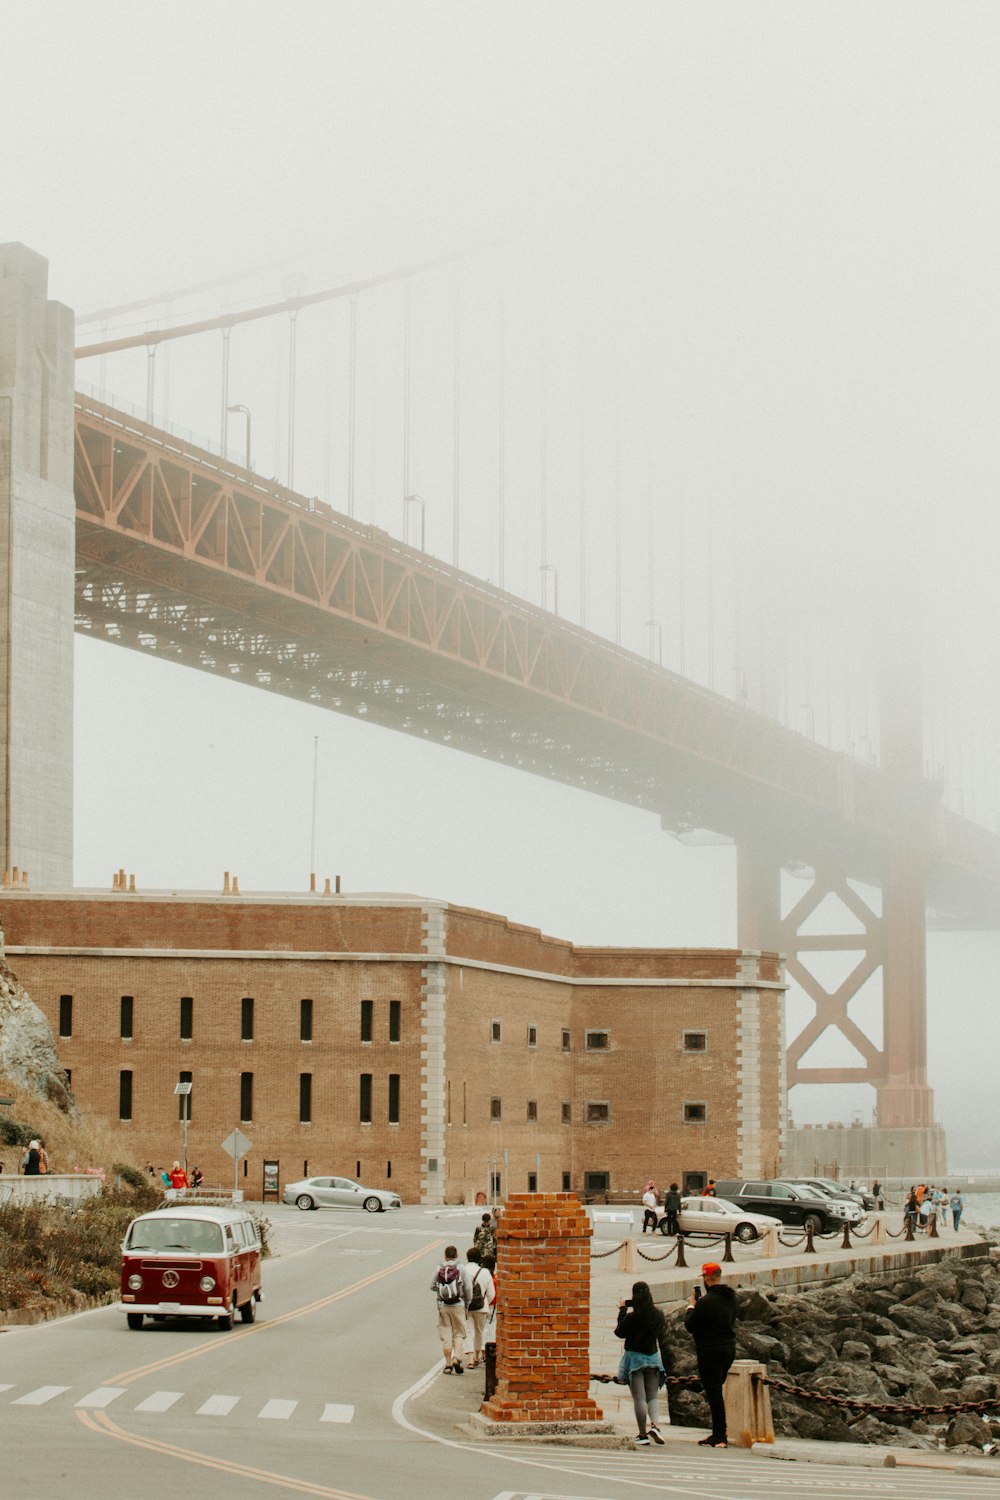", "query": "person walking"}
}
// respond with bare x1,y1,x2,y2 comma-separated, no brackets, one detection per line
950,1189,964,1231
684,1261,739,1448
615,1280,670,1445
473,1212,497,1261
641,1181,659,1234
168,1160,189,1194
663,1182,682,1237
431,1245,467,1374
461,1248,495,1368
872,1178,884,1210
21,1140,42,1175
